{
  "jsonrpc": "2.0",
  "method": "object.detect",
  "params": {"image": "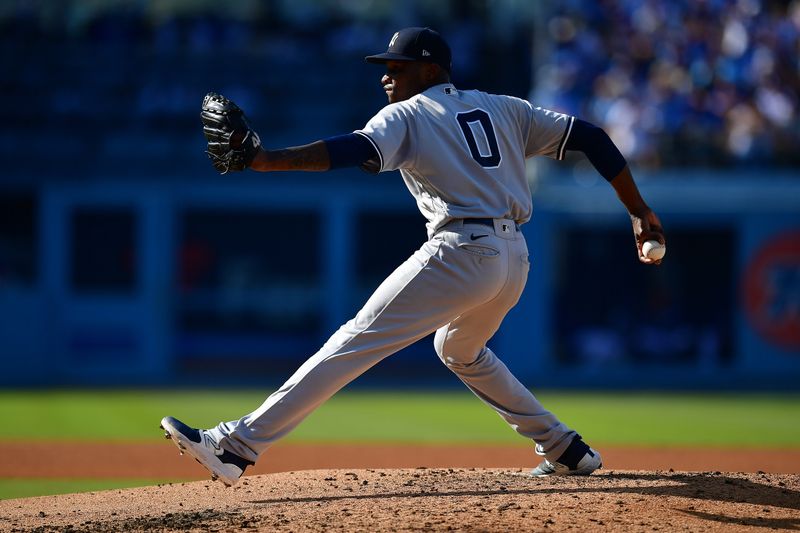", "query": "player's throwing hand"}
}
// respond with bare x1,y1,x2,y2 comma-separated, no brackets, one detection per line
631,209,666,265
